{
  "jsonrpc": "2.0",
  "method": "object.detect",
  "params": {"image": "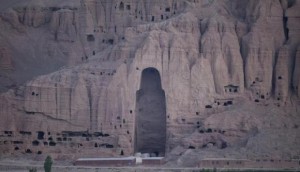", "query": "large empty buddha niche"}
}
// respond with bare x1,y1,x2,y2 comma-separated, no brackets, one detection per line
135,67,166,156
